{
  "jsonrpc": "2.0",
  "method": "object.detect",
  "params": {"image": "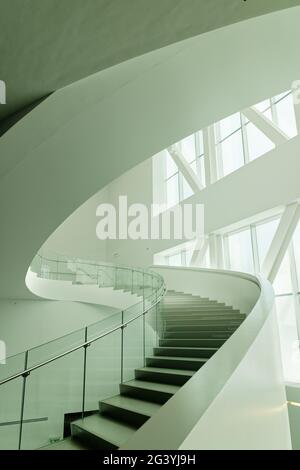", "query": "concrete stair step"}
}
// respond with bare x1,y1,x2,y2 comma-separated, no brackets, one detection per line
146,355,207,371
40,436,91,450
100,394,161,427
135,366,194,385
159,338,226,348
165,325,238,332
120,379,180,404
163,331,233,339
153,346,218,358
71,414,137,450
